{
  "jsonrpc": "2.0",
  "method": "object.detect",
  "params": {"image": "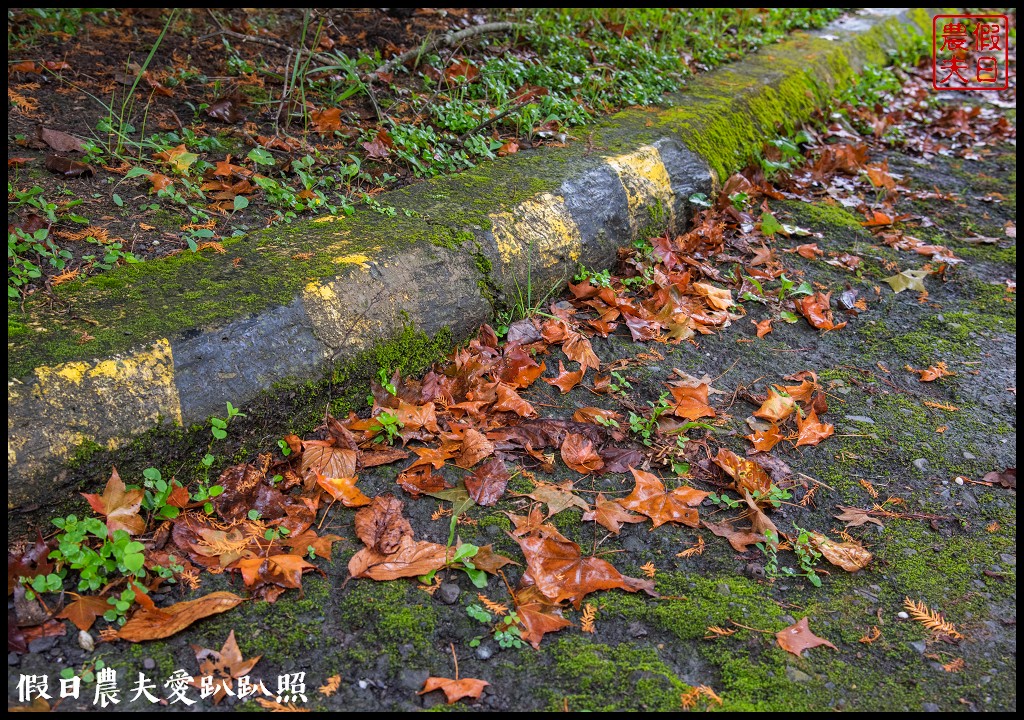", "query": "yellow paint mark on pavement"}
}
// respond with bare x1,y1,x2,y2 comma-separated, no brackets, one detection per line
333,253,372,268
489,193,583,269
605,145,676,233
